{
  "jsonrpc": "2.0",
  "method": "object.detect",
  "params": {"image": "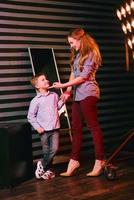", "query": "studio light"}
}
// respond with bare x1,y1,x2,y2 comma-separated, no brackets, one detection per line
128,38,133,48
121,6,126,17
122,23,127,34
126,21,132,32
116,0,134,70
116,9,122,20
132,19,134,27
131,0,134,9
126,3,131,14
